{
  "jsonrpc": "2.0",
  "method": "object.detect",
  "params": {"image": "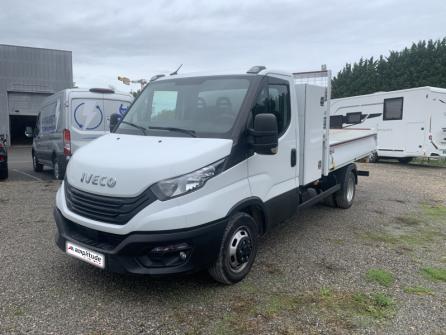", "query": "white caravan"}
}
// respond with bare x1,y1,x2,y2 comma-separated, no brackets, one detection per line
53,68,376,284
331,87,446,163
27,88,133,179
